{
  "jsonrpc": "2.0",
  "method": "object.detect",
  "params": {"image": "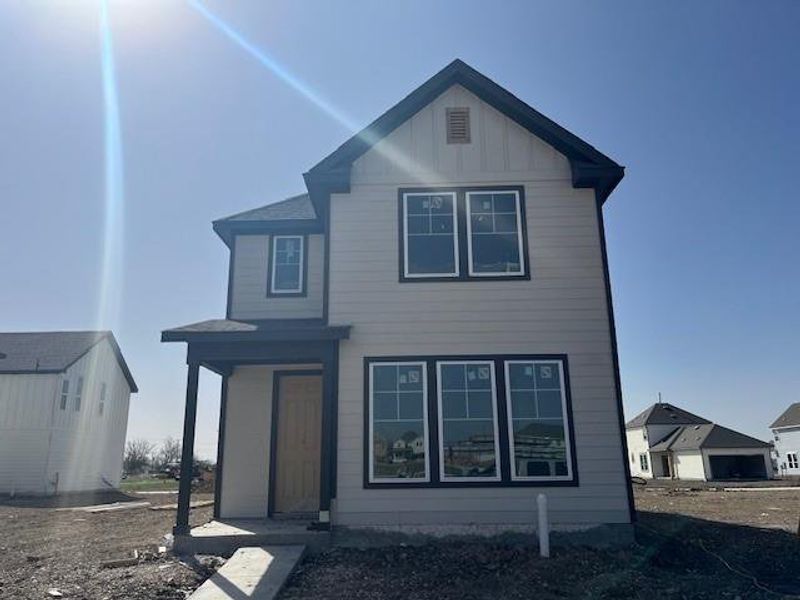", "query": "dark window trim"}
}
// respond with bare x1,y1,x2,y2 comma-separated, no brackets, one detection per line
363,353,578,489
398,186,531,283
266,234,309,298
